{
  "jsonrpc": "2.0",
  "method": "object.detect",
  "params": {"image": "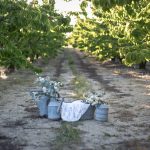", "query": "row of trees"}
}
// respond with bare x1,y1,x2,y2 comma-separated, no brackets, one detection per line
69,0,150,69
0,0,72,72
